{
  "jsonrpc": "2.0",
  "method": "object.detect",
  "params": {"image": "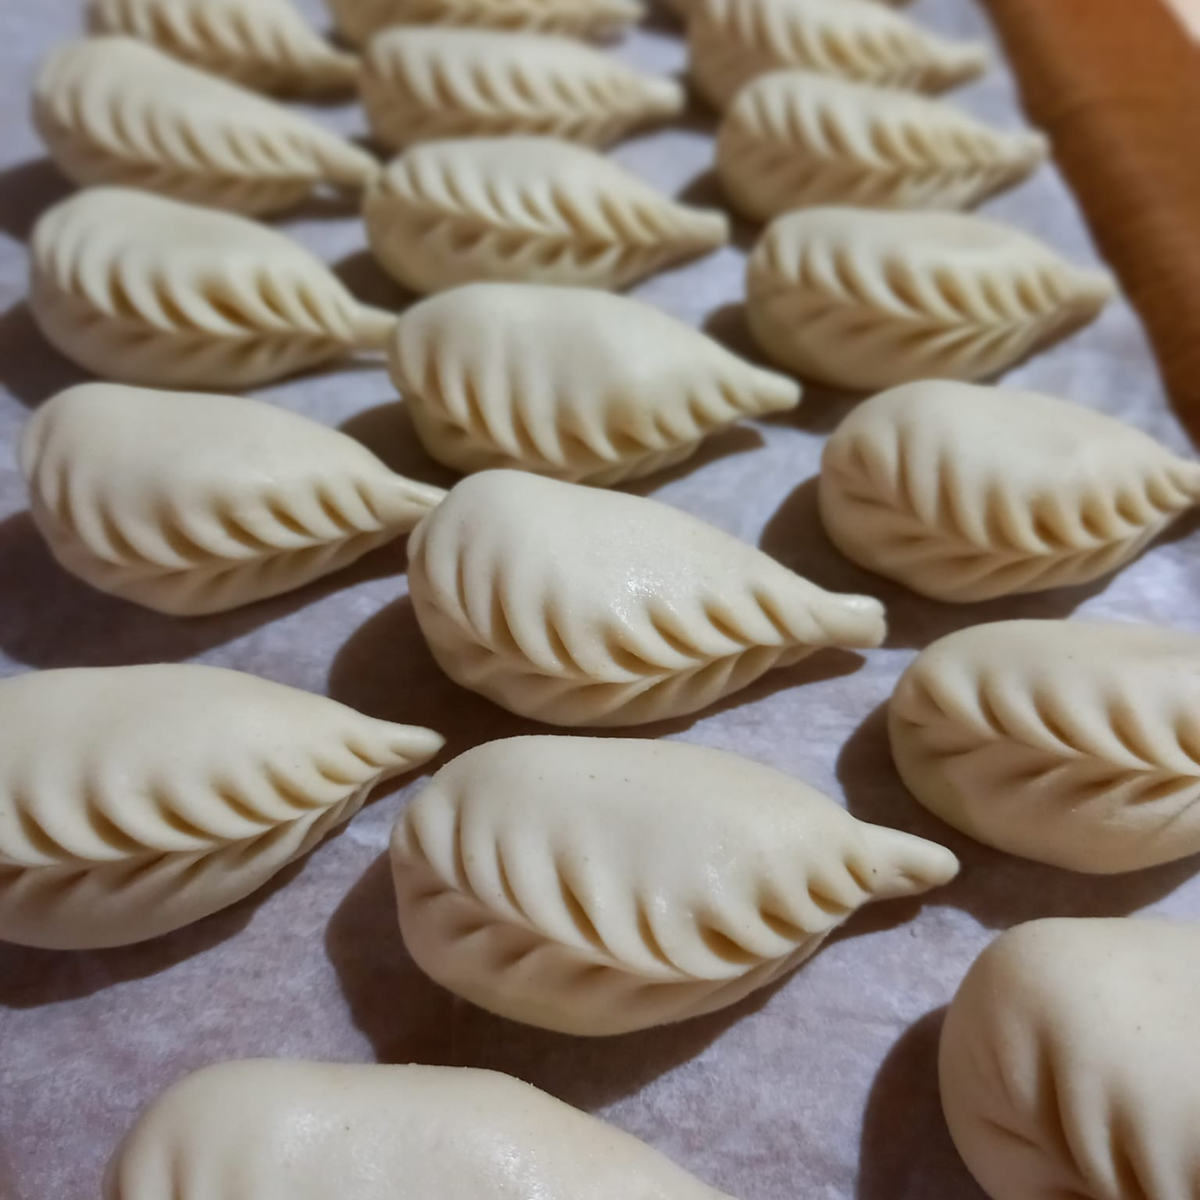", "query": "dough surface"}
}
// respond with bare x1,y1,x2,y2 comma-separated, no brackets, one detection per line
21,383,445,615
363,136,730,293
408,469,887,725
107,1059,733,1200
819,382,1200,602
940,918,1200,1200
388,283,801,484
30,188,396,390
360,28,683,148
746,207,1115,388
688,0,989,110
392,736,959,1034
325,0,643,43
33,37,378,215
717,70,1048,221
891,619,1200,873
0,666,442,950
87,0,360,94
